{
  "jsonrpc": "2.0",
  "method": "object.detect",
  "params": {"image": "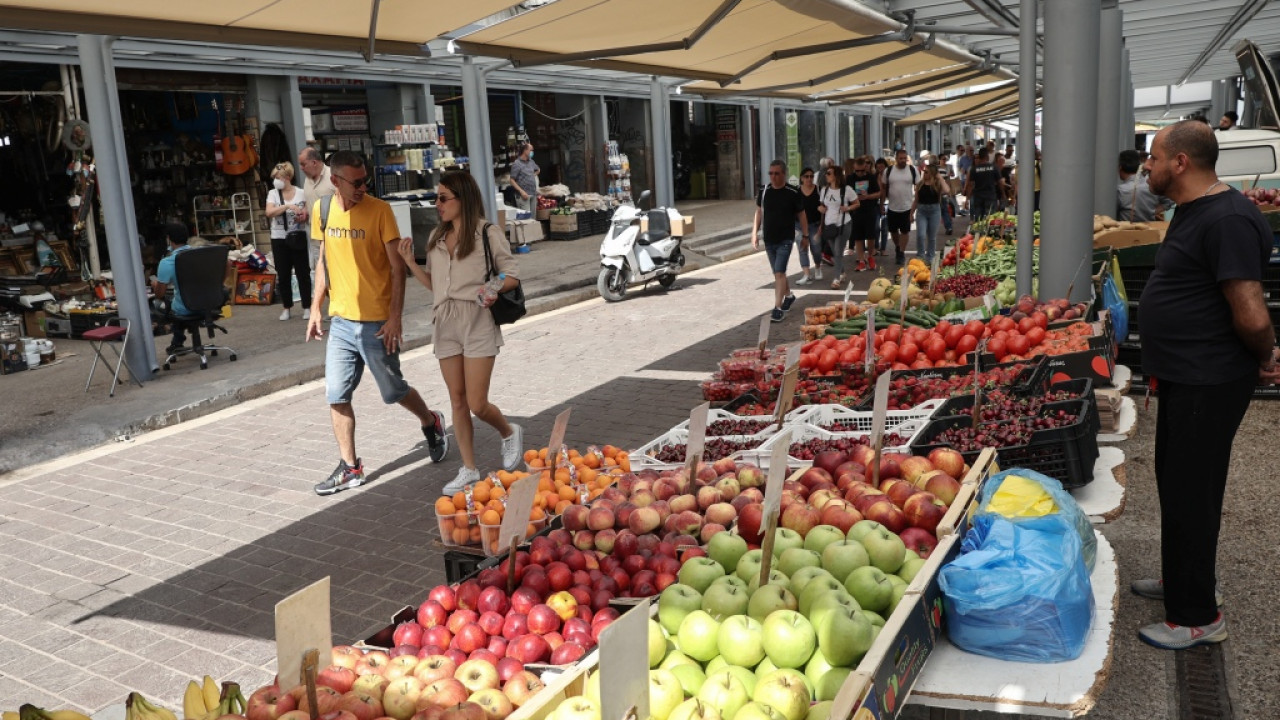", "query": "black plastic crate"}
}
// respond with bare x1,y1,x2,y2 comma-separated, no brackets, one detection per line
444,550,497,584
721,389,769,414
